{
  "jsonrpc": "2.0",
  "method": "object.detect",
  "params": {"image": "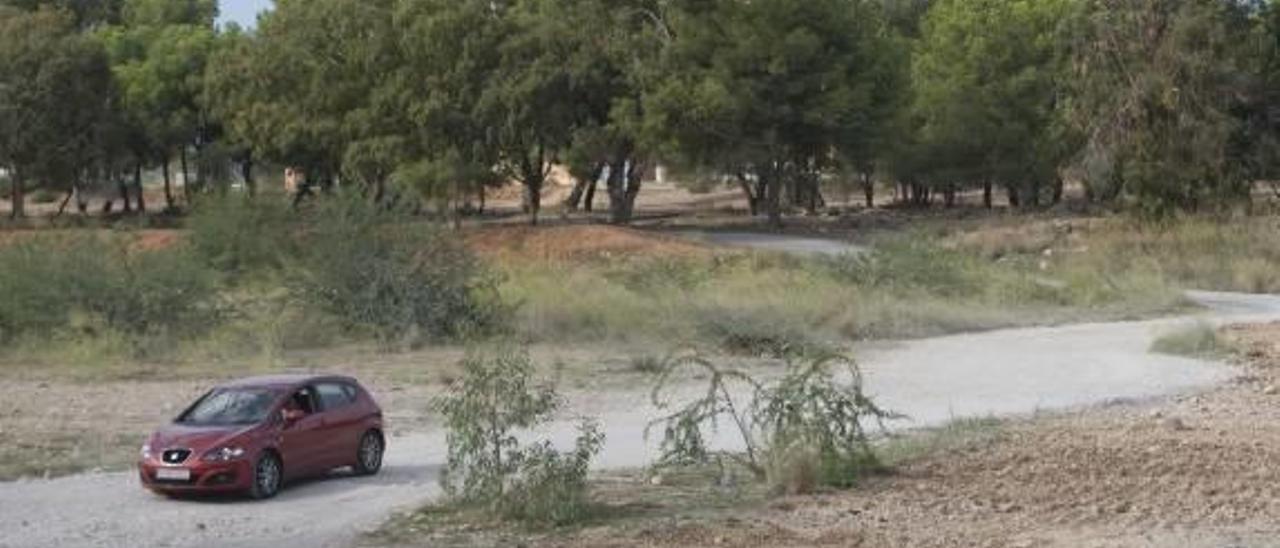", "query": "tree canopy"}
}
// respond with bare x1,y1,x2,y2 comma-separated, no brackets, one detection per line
4,0,1280,221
